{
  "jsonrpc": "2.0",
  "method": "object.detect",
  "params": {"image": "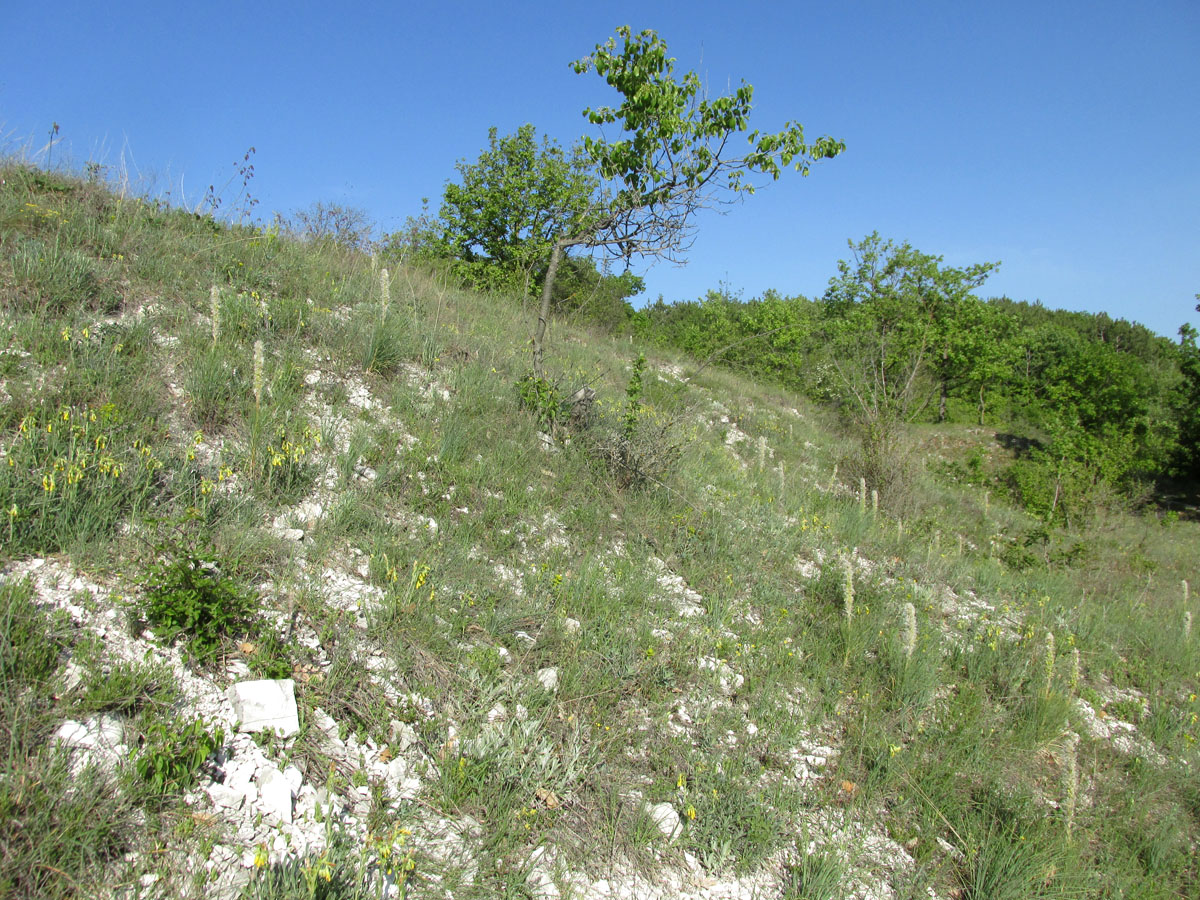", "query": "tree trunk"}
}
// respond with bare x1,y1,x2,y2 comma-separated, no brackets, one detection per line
532,238,568,377
935,341,952,423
